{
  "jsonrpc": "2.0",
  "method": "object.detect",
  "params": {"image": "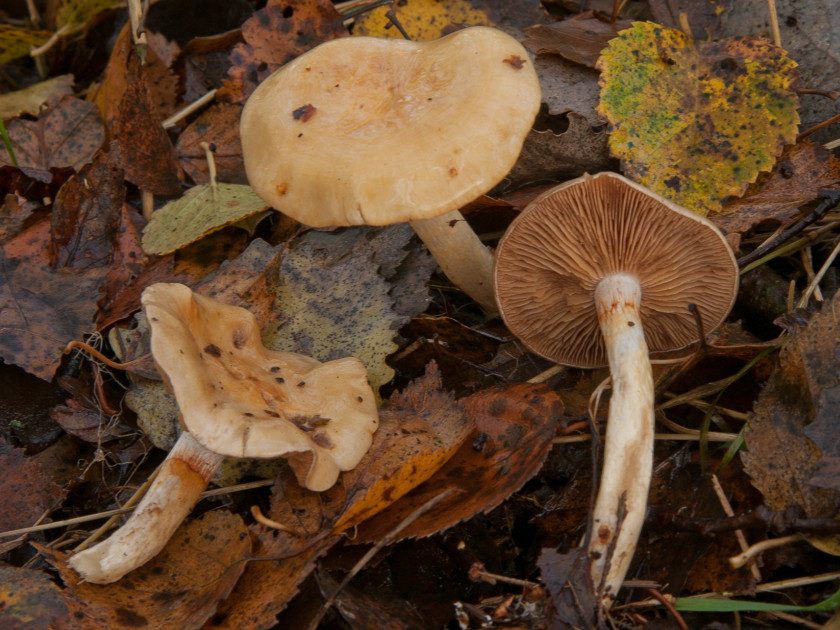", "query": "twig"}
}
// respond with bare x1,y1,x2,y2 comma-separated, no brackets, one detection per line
643,588,689,630
797,237,840,308
737,190,840,268
766,0,781,46
162,89,218,129
0,479,274,539
711,474,762,582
